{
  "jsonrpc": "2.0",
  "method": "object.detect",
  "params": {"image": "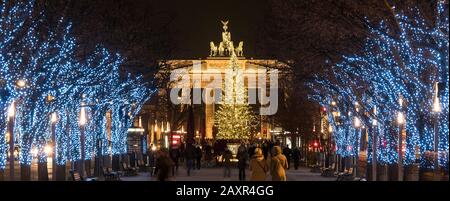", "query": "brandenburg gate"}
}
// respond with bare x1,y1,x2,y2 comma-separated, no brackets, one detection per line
147,21,290,146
